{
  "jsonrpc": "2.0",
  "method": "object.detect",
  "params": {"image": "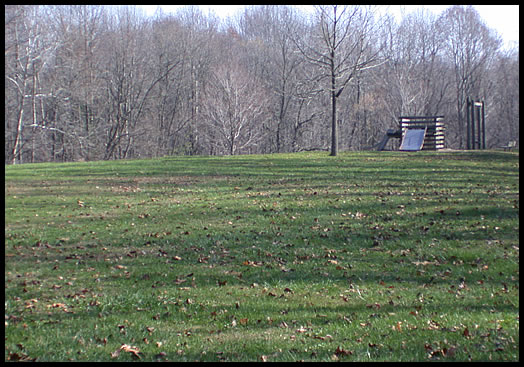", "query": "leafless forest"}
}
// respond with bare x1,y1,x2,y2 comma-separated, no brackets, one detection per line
5,5,519,163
